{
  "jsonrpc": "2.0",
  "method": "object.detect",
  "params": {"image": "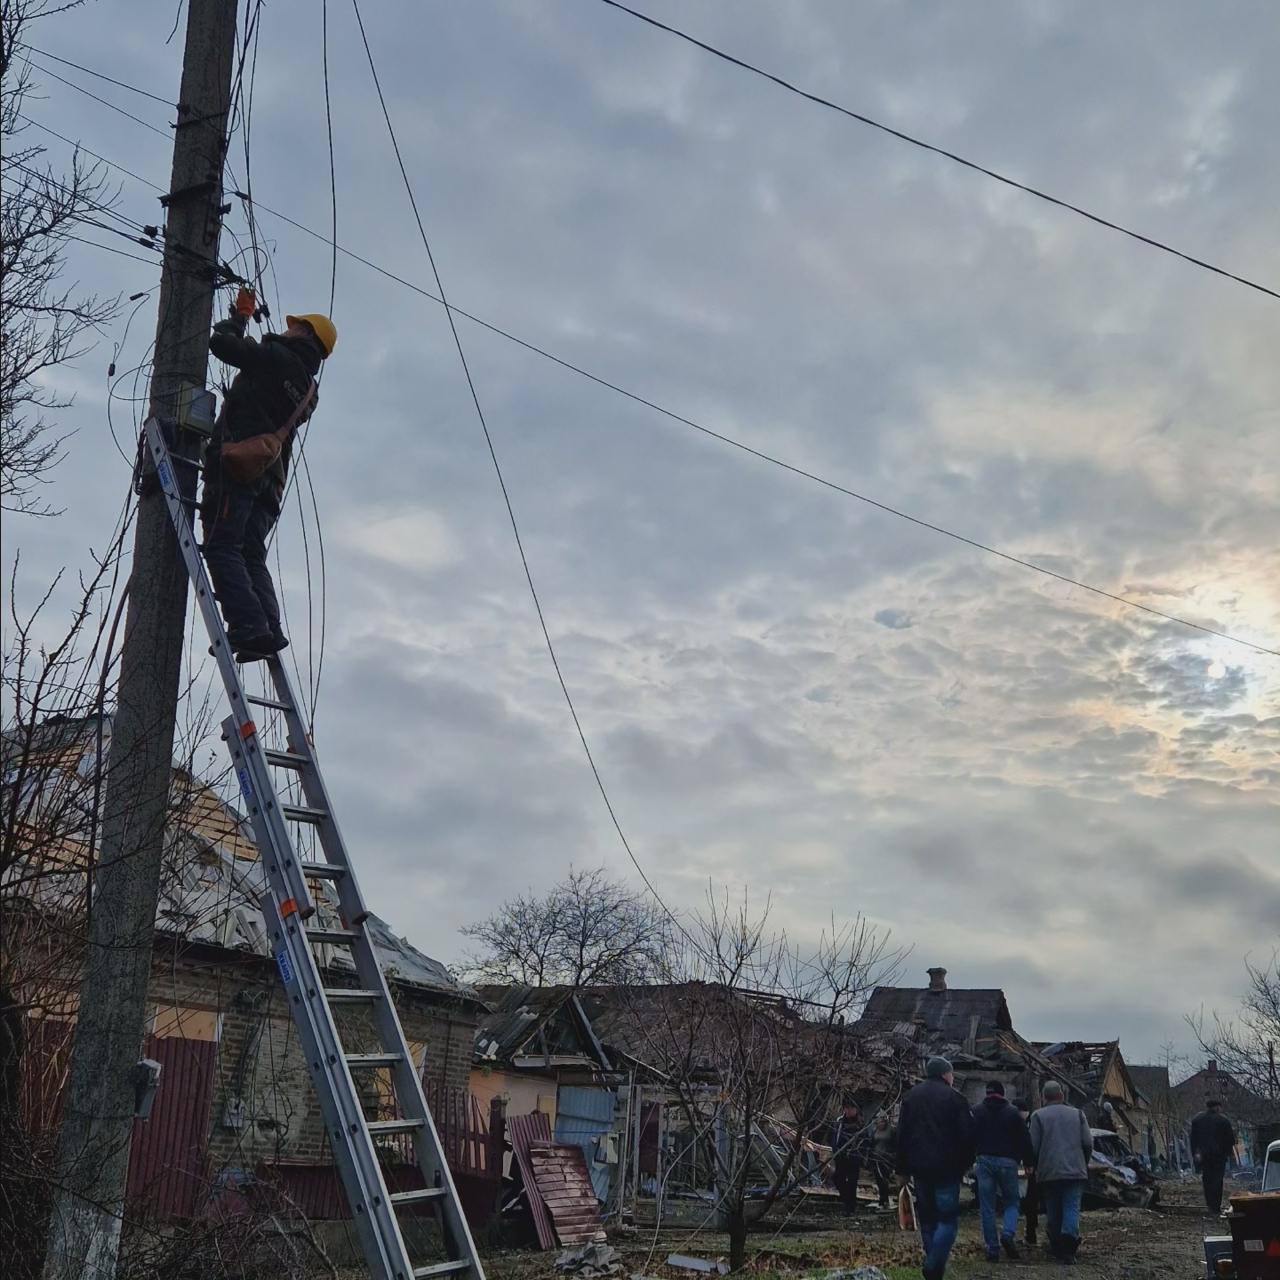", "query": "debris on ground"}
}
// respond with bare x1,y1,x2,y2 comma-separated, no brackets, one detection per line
664,1255,729,1274
554,1243,622,1277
